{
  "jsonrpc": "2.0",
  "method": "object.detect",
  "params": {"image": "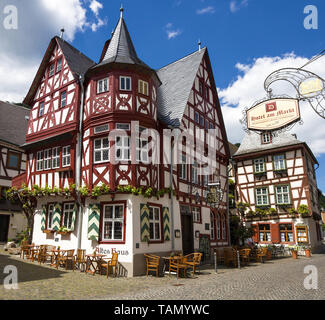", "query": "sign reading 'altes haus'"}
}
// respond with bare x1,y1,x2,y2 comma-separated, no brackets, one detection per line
246,98,300,131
